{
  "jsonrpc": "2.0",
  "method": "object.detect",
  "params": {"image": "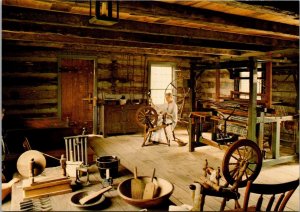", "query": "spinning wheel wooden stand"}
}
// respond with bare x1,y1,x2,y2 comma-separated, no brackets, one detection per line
222,139,262,188
190,139,262,211
165,79,190,133
17,150,72,200
165,79,190,119
135,106,171,147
